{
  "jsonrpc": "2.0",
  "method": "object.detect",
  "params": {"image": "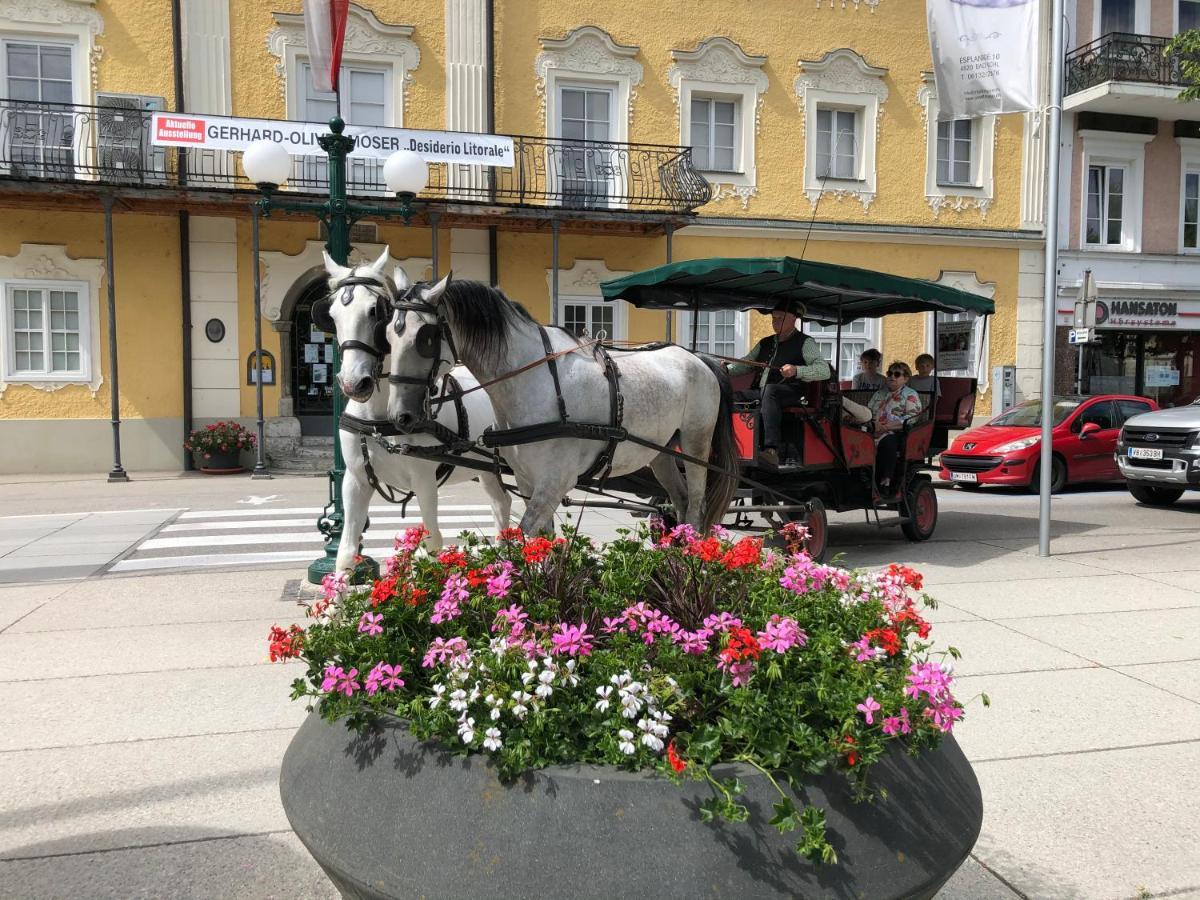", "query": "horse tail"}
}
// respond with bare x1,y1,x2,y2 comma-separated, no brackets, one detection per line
699,355,739,533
